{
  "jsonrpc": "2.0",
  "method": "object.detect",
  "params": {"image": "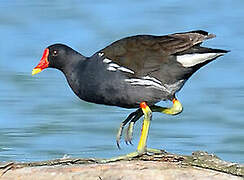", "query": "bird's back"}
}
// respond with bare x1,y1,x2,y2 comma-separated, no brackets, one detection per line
97,30,228,103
